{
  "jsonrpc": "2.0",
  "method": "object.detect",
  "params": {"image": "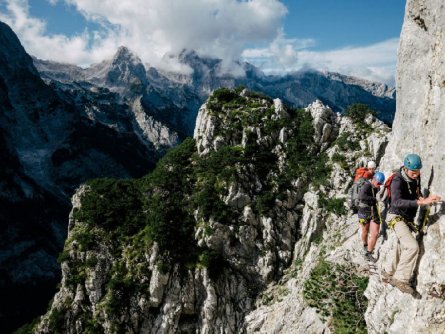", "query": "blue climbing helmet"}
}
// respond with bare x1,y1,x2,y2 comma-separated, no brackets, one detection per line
404,154,422,170
373,171,385,185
